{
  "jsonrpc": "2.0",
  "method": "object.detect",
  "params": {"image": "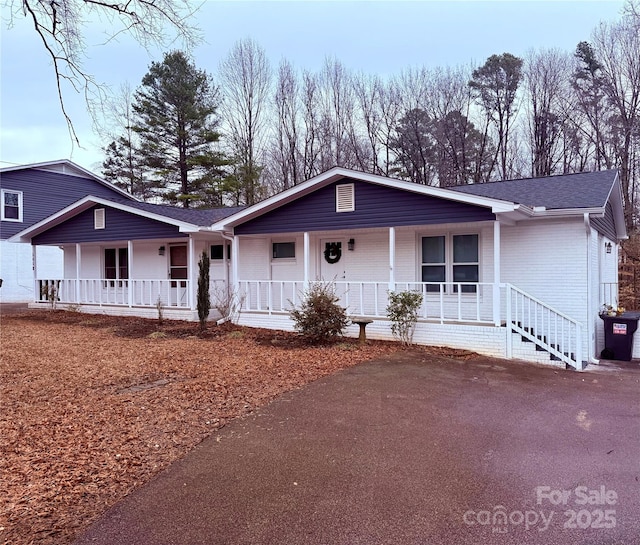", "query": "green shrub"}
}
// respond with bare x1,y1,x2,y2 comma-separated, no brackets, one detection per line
386,290,423,346
289,282,348,343
197,250,211,331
